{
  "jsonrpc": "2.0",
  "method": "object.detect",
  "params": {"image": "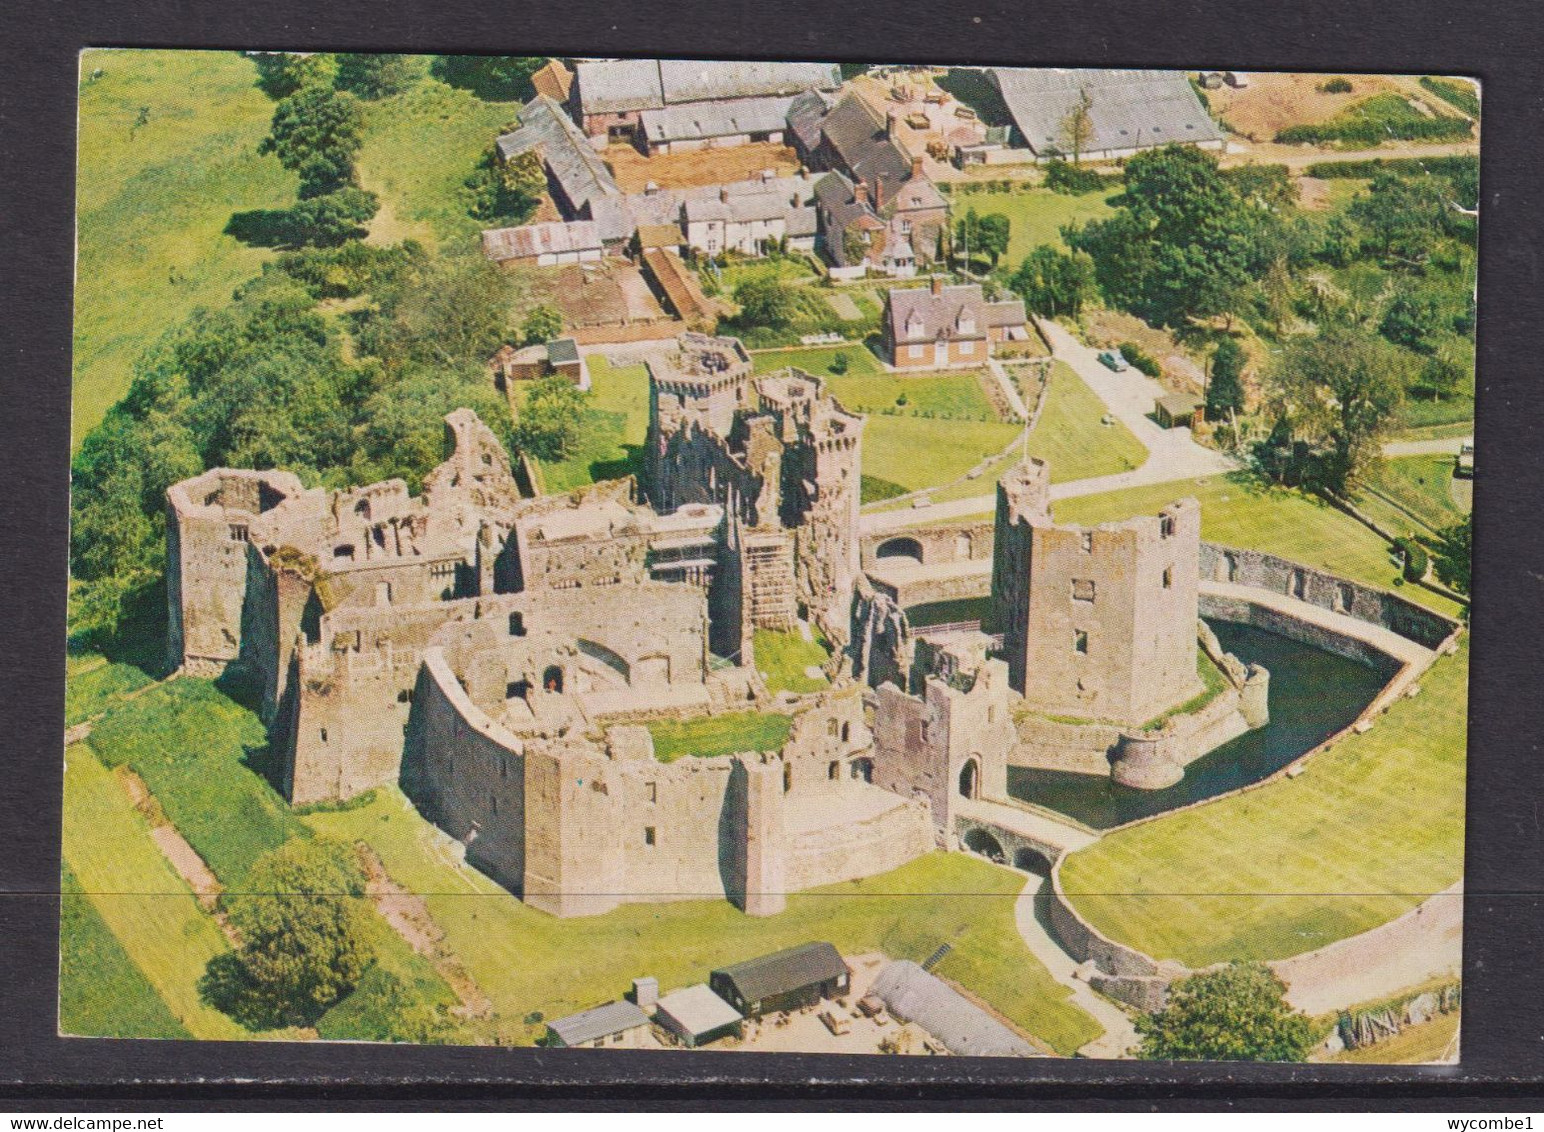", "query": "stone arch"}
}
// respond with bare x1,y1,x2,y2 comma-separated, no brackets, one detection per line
850,756,873,783
958,757,980,799
633,653,670,687
1215,551,1237,583
1013,846,1052,876
954,531,973,559
577,638,631,682
962,827,1004,862
875,536,924,565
